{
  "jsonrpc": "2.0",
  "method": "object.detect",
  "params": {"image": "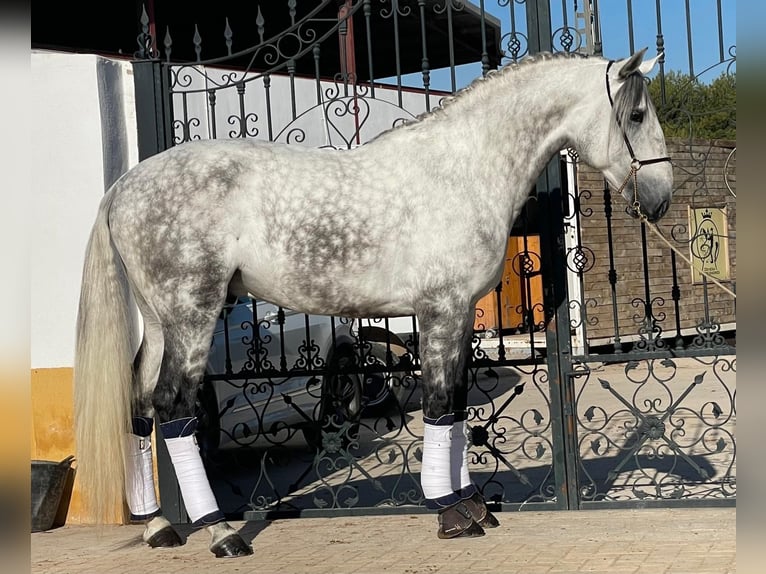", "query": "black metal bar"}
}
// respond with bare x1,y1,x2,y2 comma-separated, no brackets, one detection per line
507,0,519,62
479,0,489,75
235,82,246,138
639,222,657,347
603,184,623,354
223,307,232,374
716,0,725,63
592,0,602,56
288,58,297,120
263,74,274,141
655,0,666,105
626,0,635,55
207,90,217,139
537,166,574,511
313,44,322,106
417,0,431,110
392,0,403,107
154,419,186,524
526,0,573,510
684,0,694,76
495,282,506,361
446,1,456,92
363,0,375,95
132,59,173,161
670,250,684,349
